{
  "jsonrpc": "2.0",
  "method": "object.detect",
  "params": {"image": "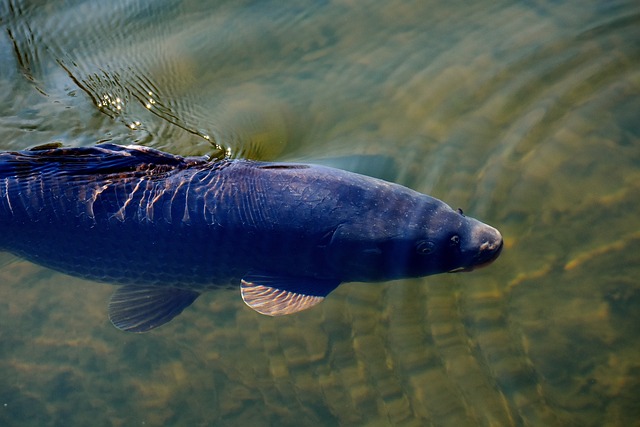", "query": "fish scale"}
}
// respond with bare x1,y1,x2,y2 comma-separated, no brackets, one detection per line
0,143,502,332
